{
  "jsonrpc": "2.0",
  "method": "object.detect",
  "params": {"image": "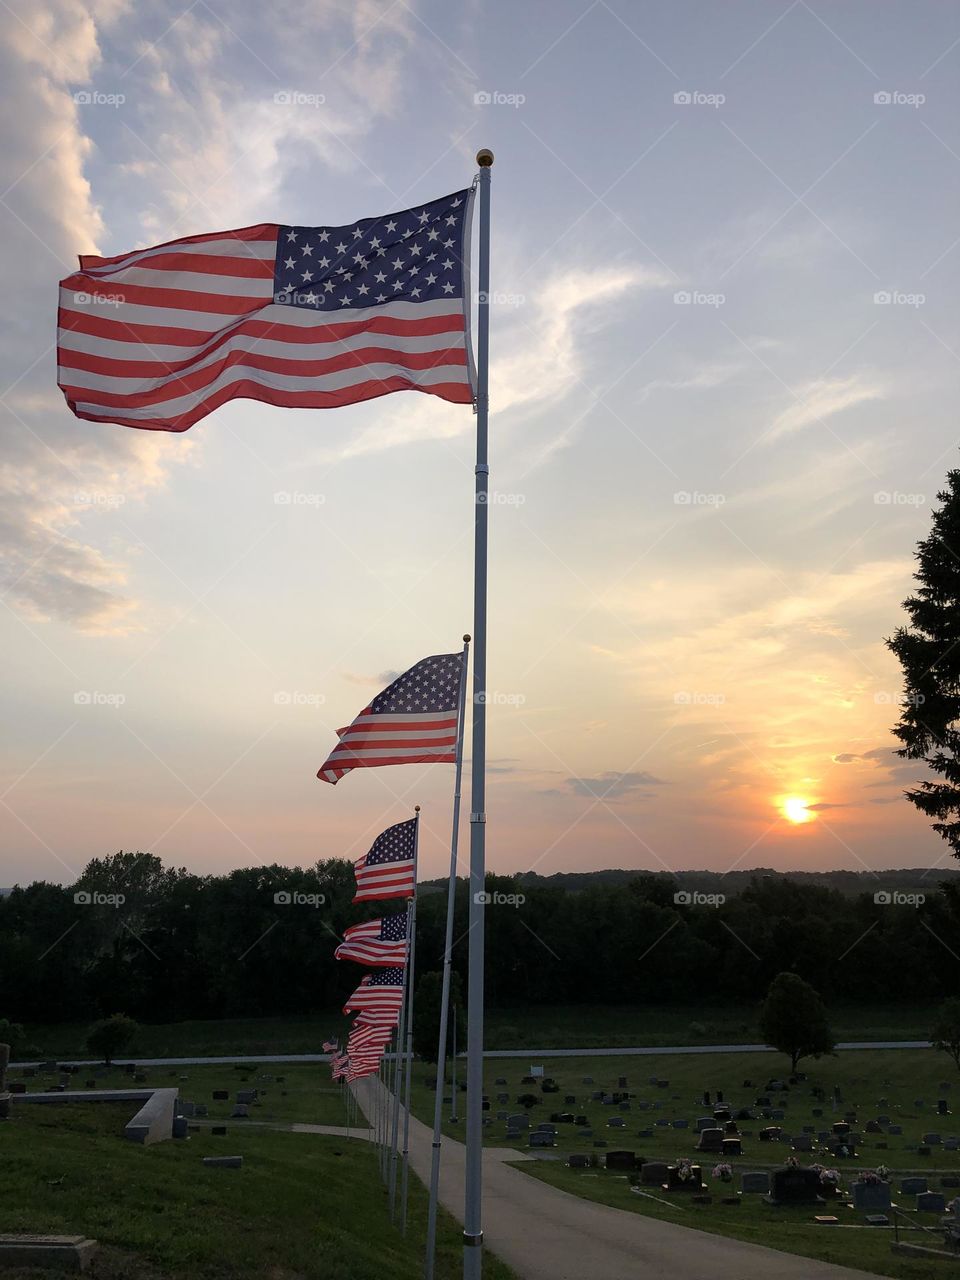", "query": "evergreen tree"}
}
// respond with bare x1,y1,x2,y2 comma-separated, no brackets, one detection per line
888,469,960,857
